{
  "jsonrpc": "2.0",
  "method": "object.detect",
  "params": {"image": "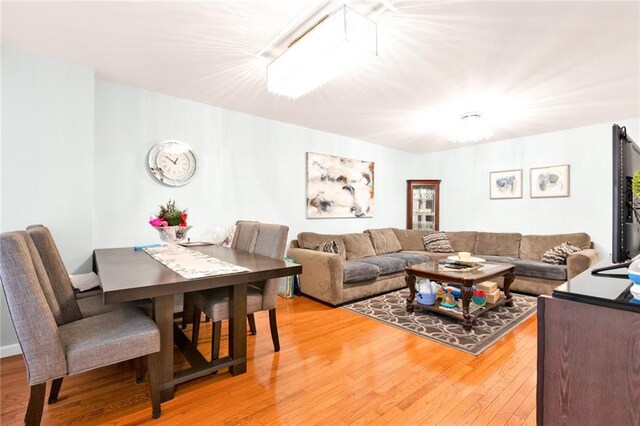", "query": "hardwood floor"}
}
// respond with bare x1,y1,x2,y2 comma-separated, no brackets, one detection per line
0,295,537,425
